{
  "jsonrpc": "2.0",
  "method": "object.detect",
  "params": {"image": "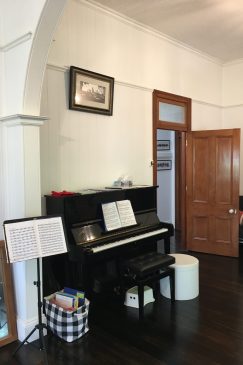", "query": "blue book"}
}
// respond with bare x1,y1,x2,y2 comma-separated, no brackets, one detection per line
64,287,85,306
